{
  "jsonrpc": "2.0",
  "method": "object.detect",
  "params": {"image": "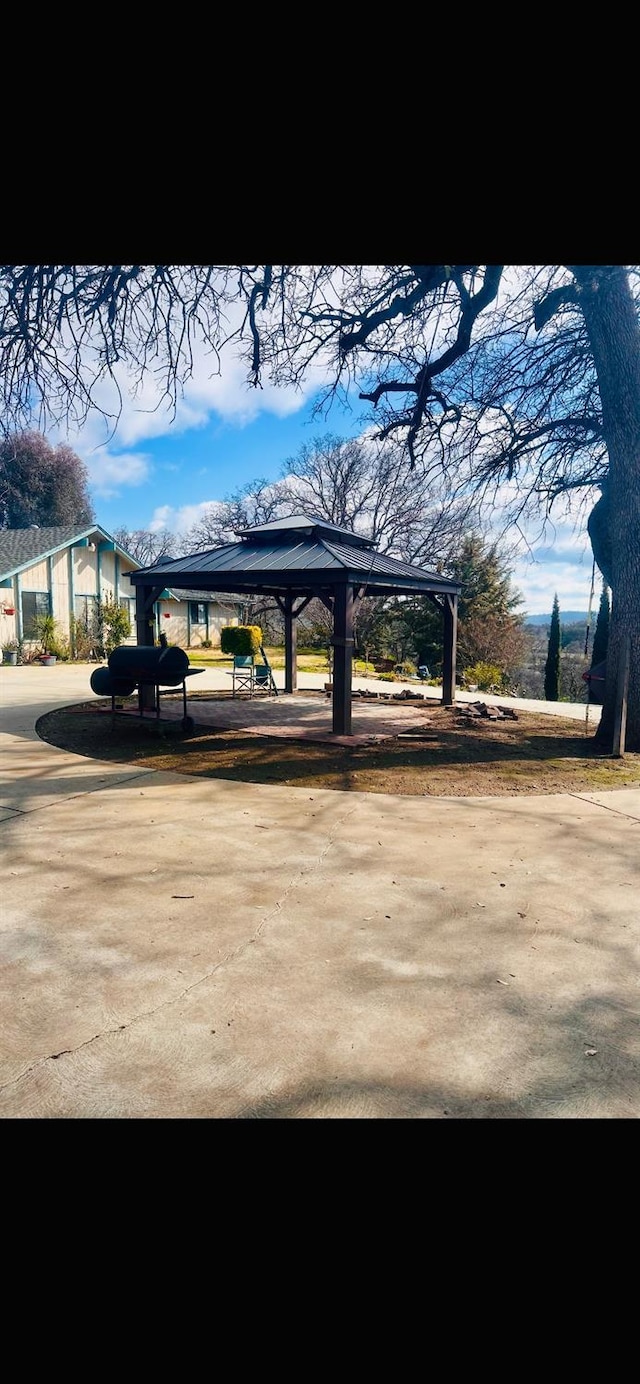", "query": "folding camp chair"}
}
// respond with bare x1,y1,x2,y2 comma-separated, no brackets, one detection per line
231,655,256,694
229,648,278,697
254,646,278,696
